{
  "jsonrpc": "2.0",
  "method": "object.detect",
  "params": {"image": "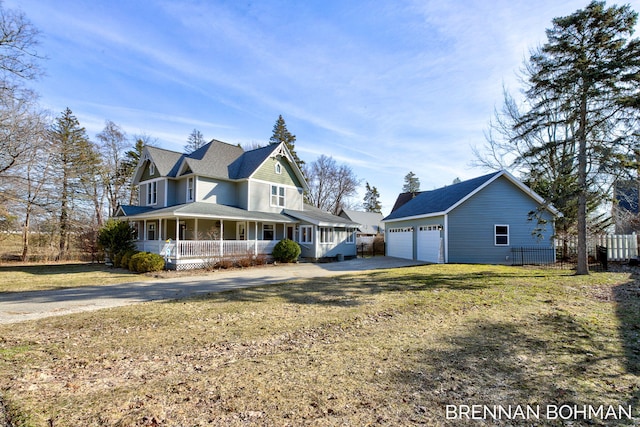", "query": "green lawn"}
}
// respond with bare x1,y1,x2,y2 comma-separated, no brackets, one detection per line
0,263,148,293
0,264,638,426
